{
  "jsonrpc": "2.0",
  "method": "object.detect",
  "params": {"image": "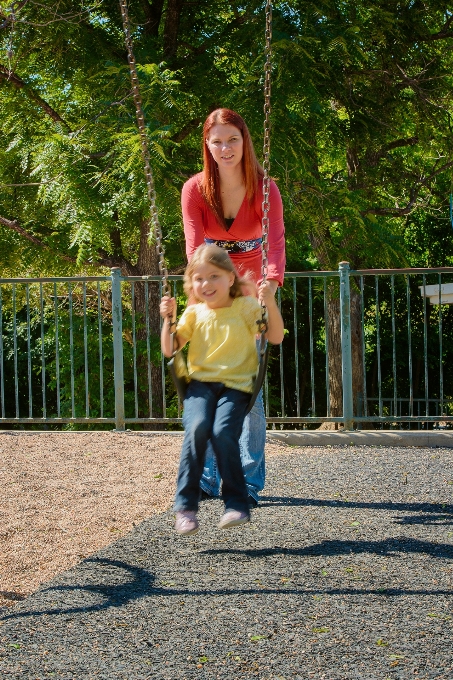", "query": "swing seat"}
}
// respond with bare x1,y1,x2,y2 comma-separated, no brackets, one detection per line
245,334,269,415
168,350,189,402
